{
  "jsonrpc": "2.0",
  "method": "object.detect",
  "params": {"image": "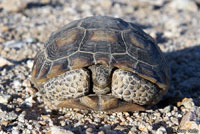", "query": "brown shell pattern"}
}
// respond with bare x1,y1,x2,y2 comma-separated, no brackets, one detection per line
31,16,170,90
